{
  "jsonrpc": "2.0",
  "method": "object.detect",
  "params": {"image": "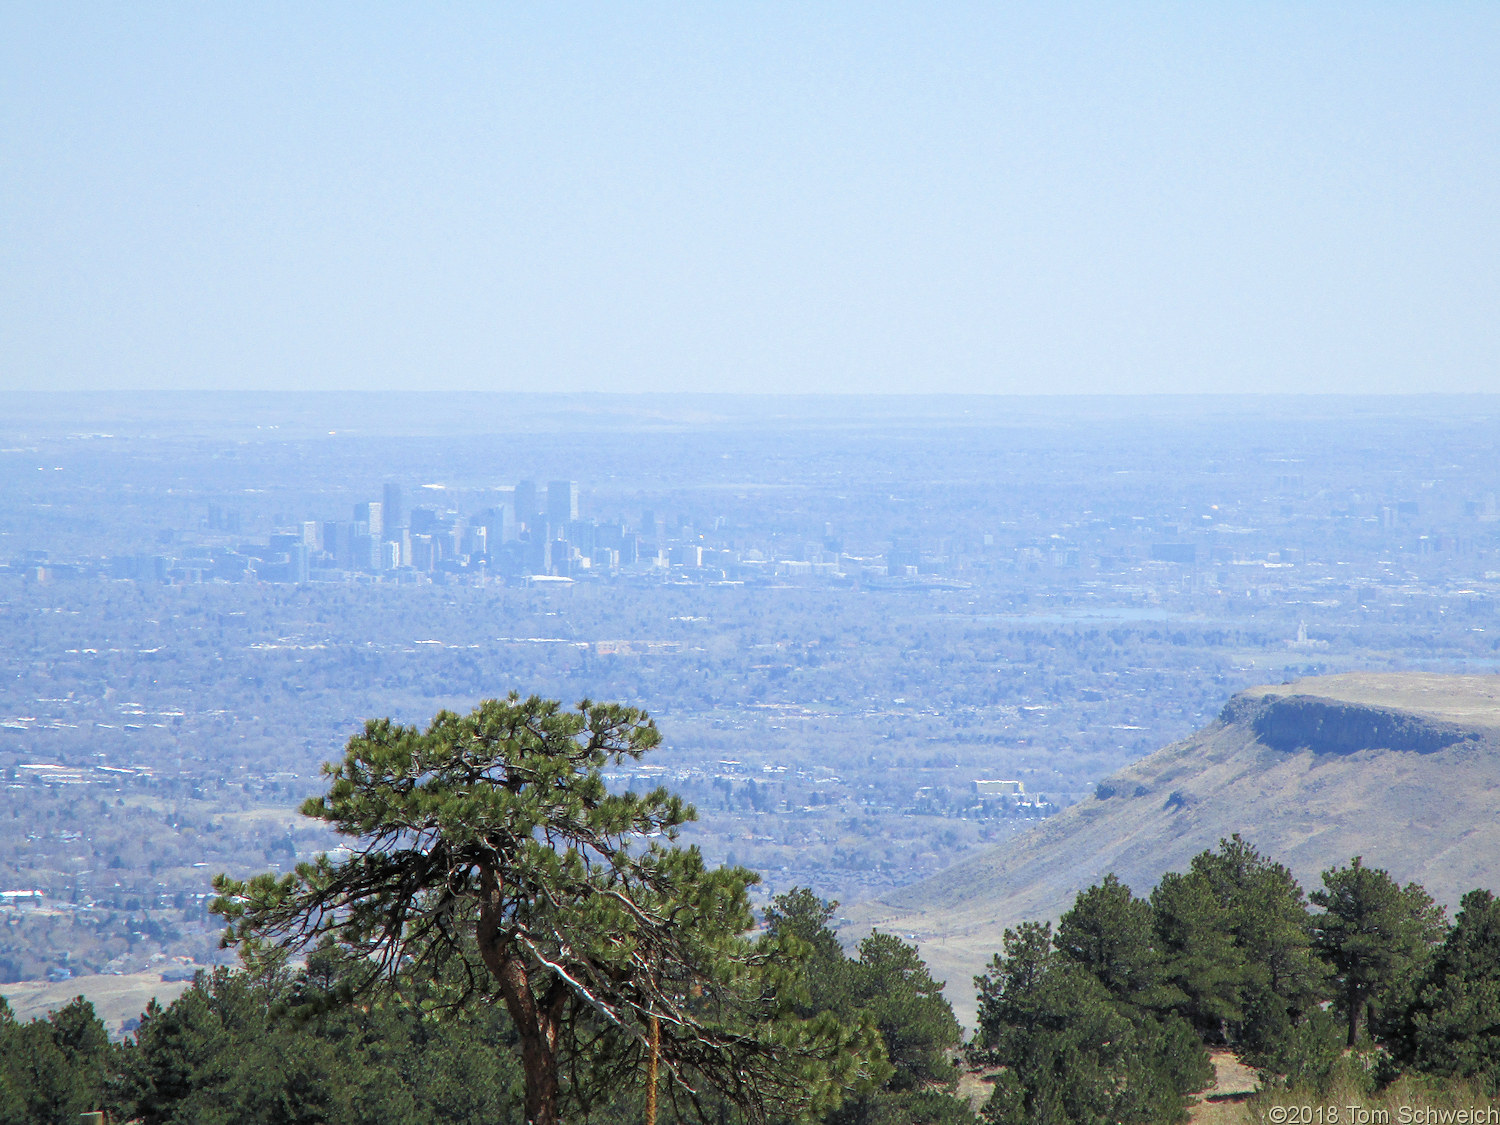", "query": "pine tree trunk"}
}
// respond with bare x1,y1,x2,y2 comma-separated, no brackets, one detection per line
478,863,565,1125
521,1034,562,1125
1346,983,1360,1046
